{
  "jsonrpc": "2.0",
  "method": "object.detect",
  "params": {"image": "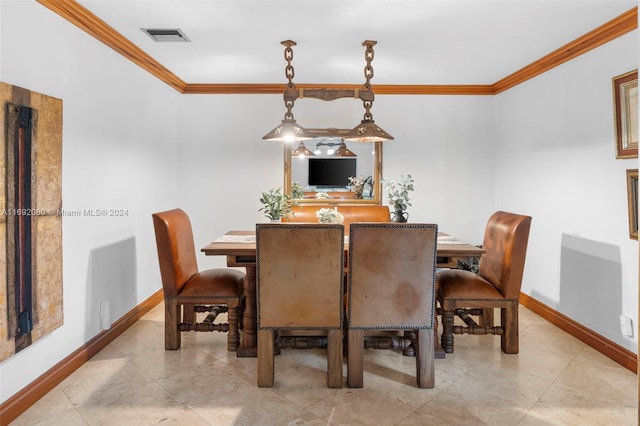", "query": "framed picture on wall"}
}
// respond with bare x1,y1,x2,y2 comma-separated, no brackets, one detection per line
613,70,638,159
627,169,638,240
